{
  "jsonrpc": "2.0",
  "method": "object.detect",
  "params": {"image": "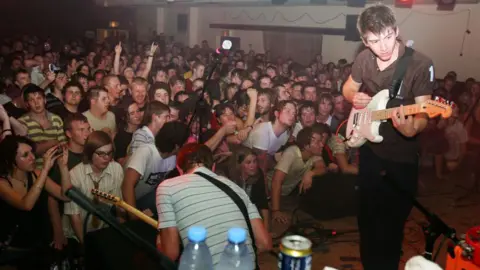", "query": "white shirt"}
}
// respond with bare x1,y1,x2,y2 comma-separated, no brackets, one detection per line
292,122,303,138
242,121,289,155
63,161,124,239
128,126,155,156
125,144,176,199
